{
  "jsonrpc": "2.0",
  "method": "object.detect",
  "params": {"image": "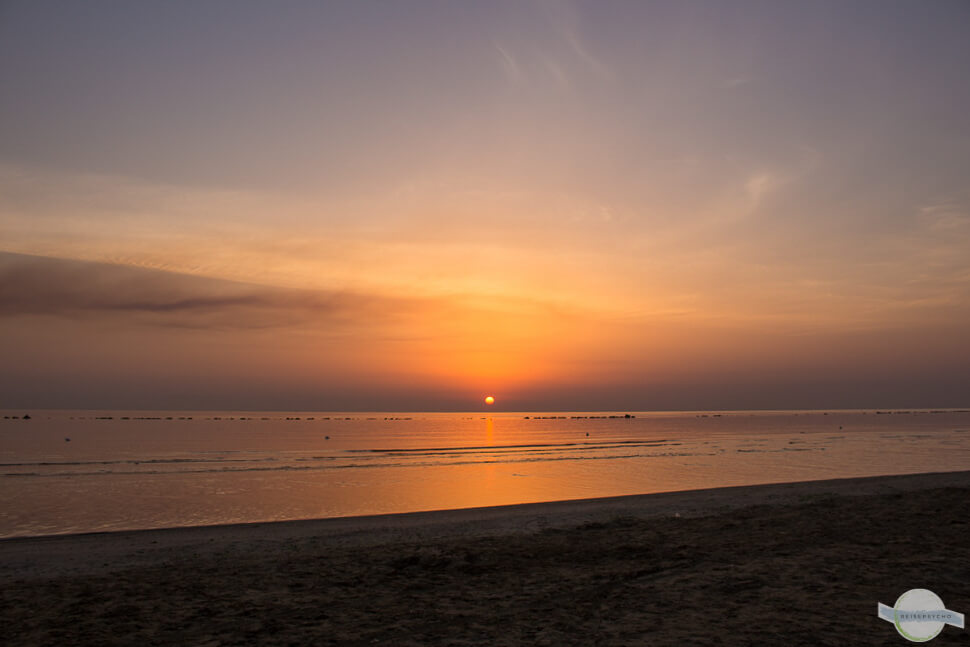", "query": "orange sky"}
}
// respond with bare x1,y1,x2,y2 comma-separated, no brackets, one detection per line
1,2,969,410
